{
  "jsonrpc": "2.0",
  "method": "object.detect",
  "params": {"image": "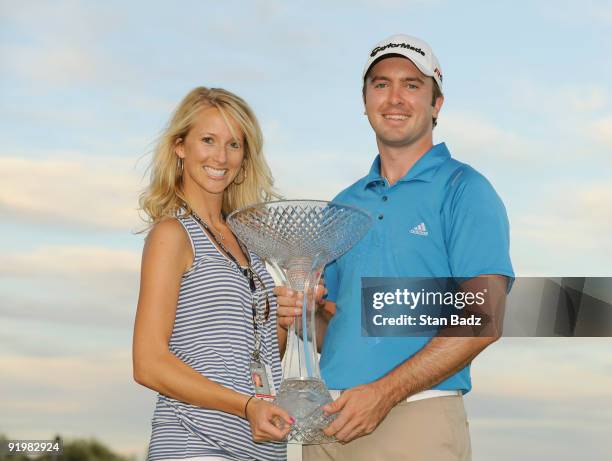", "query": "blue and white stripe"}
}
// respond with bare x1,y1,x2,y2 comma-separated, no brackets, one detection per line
148,215,286,461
